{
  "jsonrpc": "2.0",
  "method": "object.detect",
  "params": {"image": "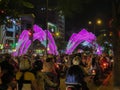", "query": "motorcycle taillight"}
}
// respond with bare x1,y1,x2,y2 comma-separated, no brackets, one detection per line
66,86,75,90
103,63,107,67
91,69,96,75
